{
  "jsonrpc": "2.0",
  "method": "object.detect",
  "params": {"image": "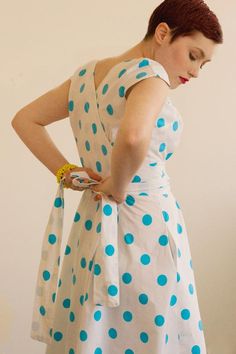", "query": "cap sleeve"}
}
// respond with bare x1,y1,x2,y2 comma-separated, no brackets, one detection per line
122,58,171,94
